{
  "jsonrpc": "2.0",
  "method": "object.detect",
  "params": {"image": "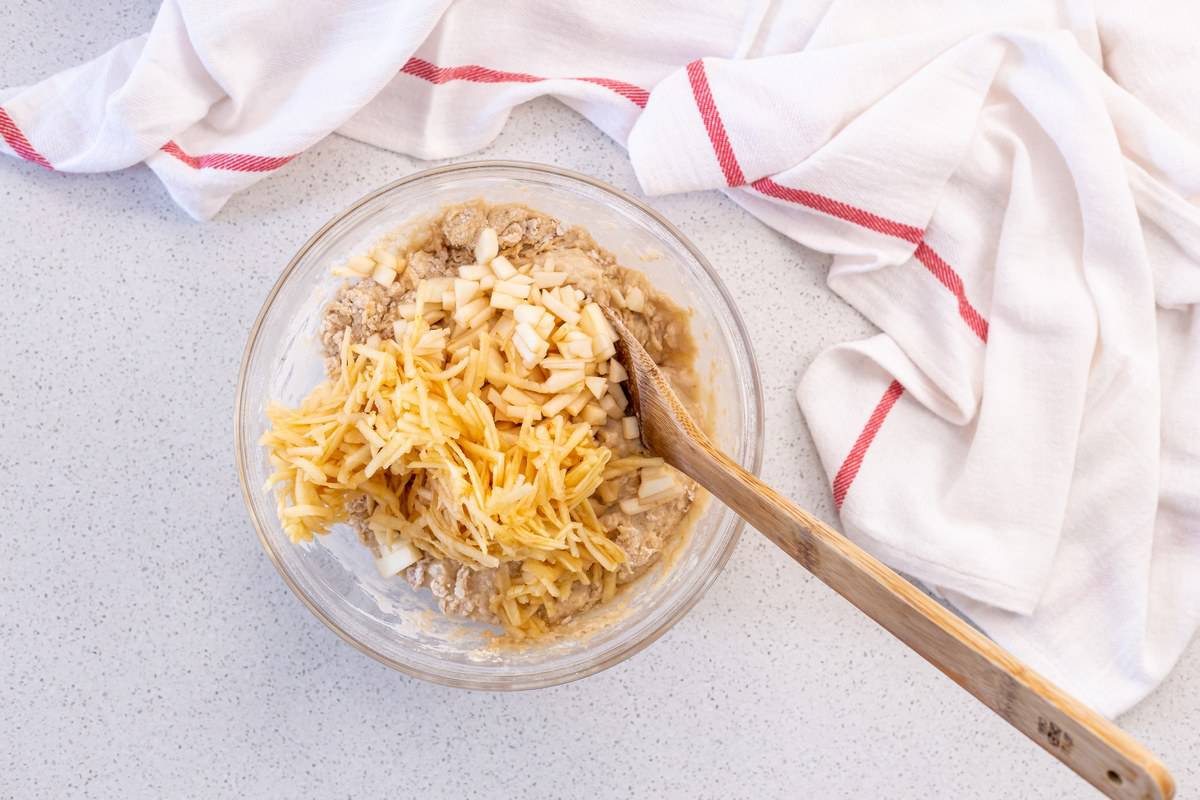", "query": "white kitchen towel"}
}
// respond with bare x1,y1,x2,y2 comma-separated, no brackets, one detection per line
2,0,1197,716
